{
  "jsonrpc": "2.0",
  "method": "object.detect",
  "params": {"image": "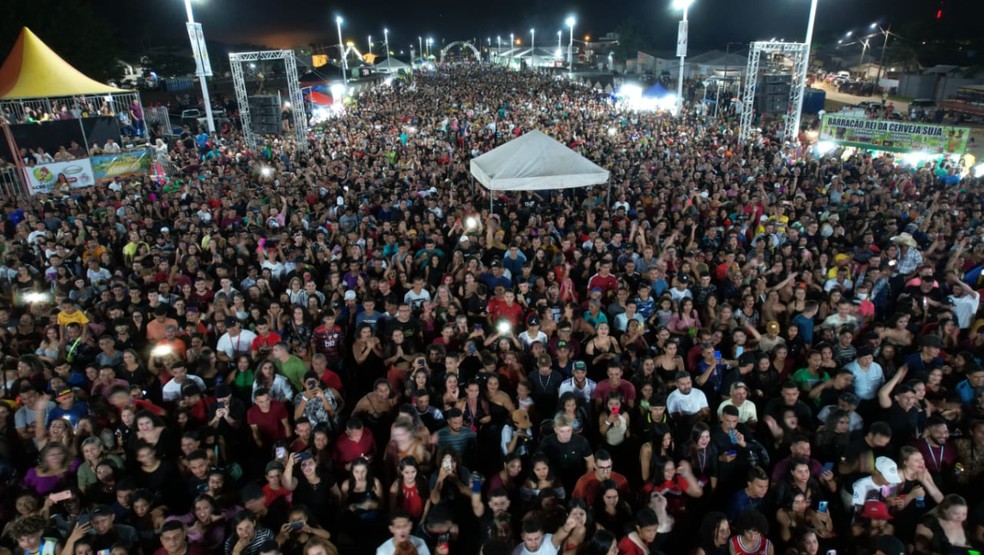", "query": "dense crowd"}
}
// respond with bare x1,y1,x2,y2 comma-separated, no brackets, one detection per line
0,64,983,555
